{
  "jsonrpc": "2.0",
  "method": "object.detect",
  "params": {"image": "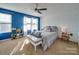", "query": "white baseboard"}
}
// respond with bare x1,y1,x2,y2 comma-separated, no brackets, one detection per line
0,38,11,42
69,39,78,43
